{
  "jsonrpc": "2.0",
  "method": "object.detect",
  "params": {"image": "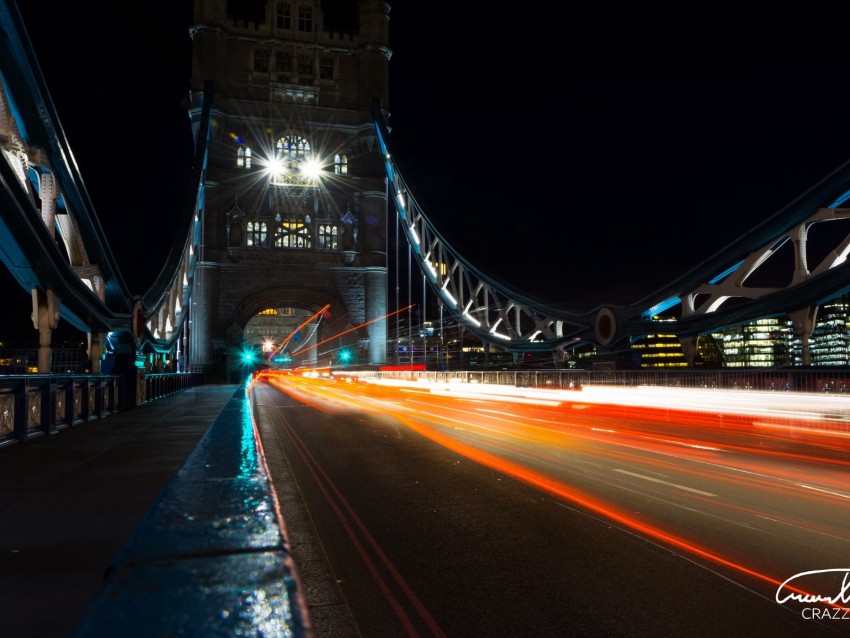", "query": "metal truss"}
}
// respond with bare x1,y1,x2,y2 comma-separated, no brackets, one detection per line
373,103,604,352
0,0,210,359
373,100,850,353
635,162,850,342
